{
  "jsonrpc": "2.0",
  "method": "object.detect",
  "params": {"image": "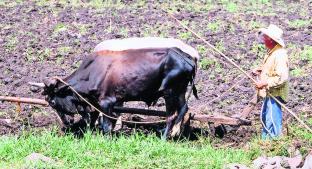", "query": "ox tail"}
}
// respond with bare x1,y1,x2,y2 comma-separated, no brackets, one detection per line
186,58,199,102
